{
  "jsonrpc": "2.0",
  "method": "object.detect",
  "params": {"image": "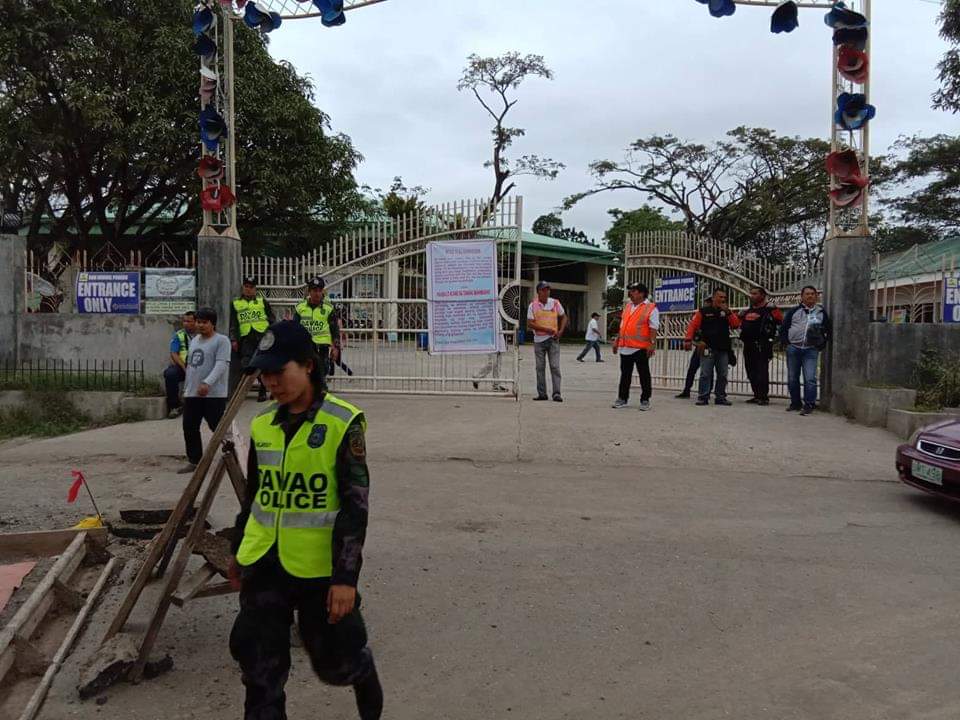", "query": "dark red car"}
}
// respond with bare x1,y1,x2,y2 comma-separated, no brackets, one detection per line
896,419,960,501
